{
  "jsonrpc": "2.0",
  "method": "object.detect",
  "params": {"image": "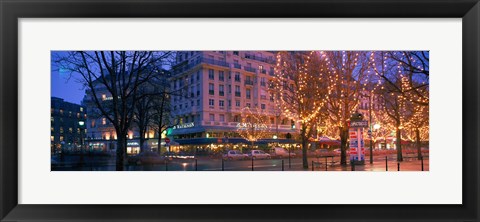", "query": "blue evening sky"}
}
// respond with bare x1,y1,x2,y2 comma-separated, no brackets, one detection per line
51,51,86,105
